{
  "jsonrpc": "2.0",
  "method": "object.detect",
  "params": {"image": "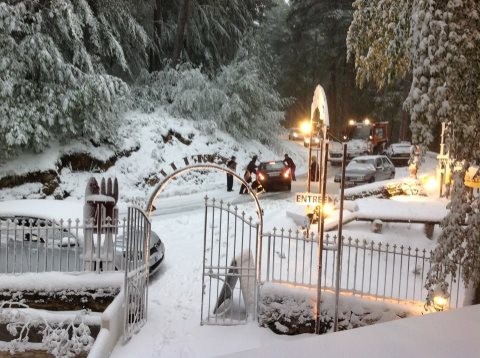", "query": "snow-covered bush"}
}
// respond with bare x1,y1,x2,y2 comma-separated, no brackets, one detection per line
0,302,94,357
131,53,284,145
